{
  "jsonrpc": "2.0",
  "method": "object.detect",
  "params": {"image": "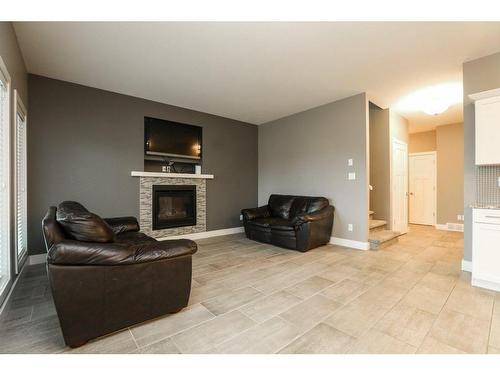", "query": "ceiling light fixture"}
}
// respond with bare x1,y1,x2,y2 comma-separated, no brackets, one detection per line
395,82,462,116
